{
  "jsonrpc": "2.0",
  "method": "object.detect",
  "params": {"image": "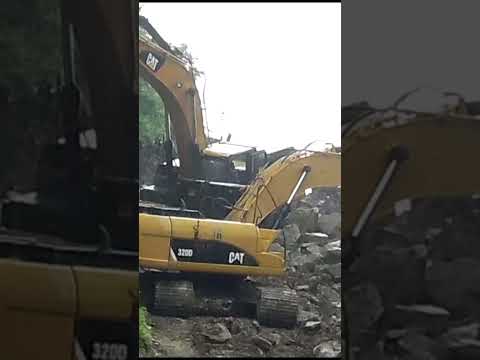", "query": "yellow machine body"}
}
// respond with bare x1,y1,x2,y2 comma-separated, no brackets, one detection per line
0,256,137,360
139,214,285,277
342,113,480,238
